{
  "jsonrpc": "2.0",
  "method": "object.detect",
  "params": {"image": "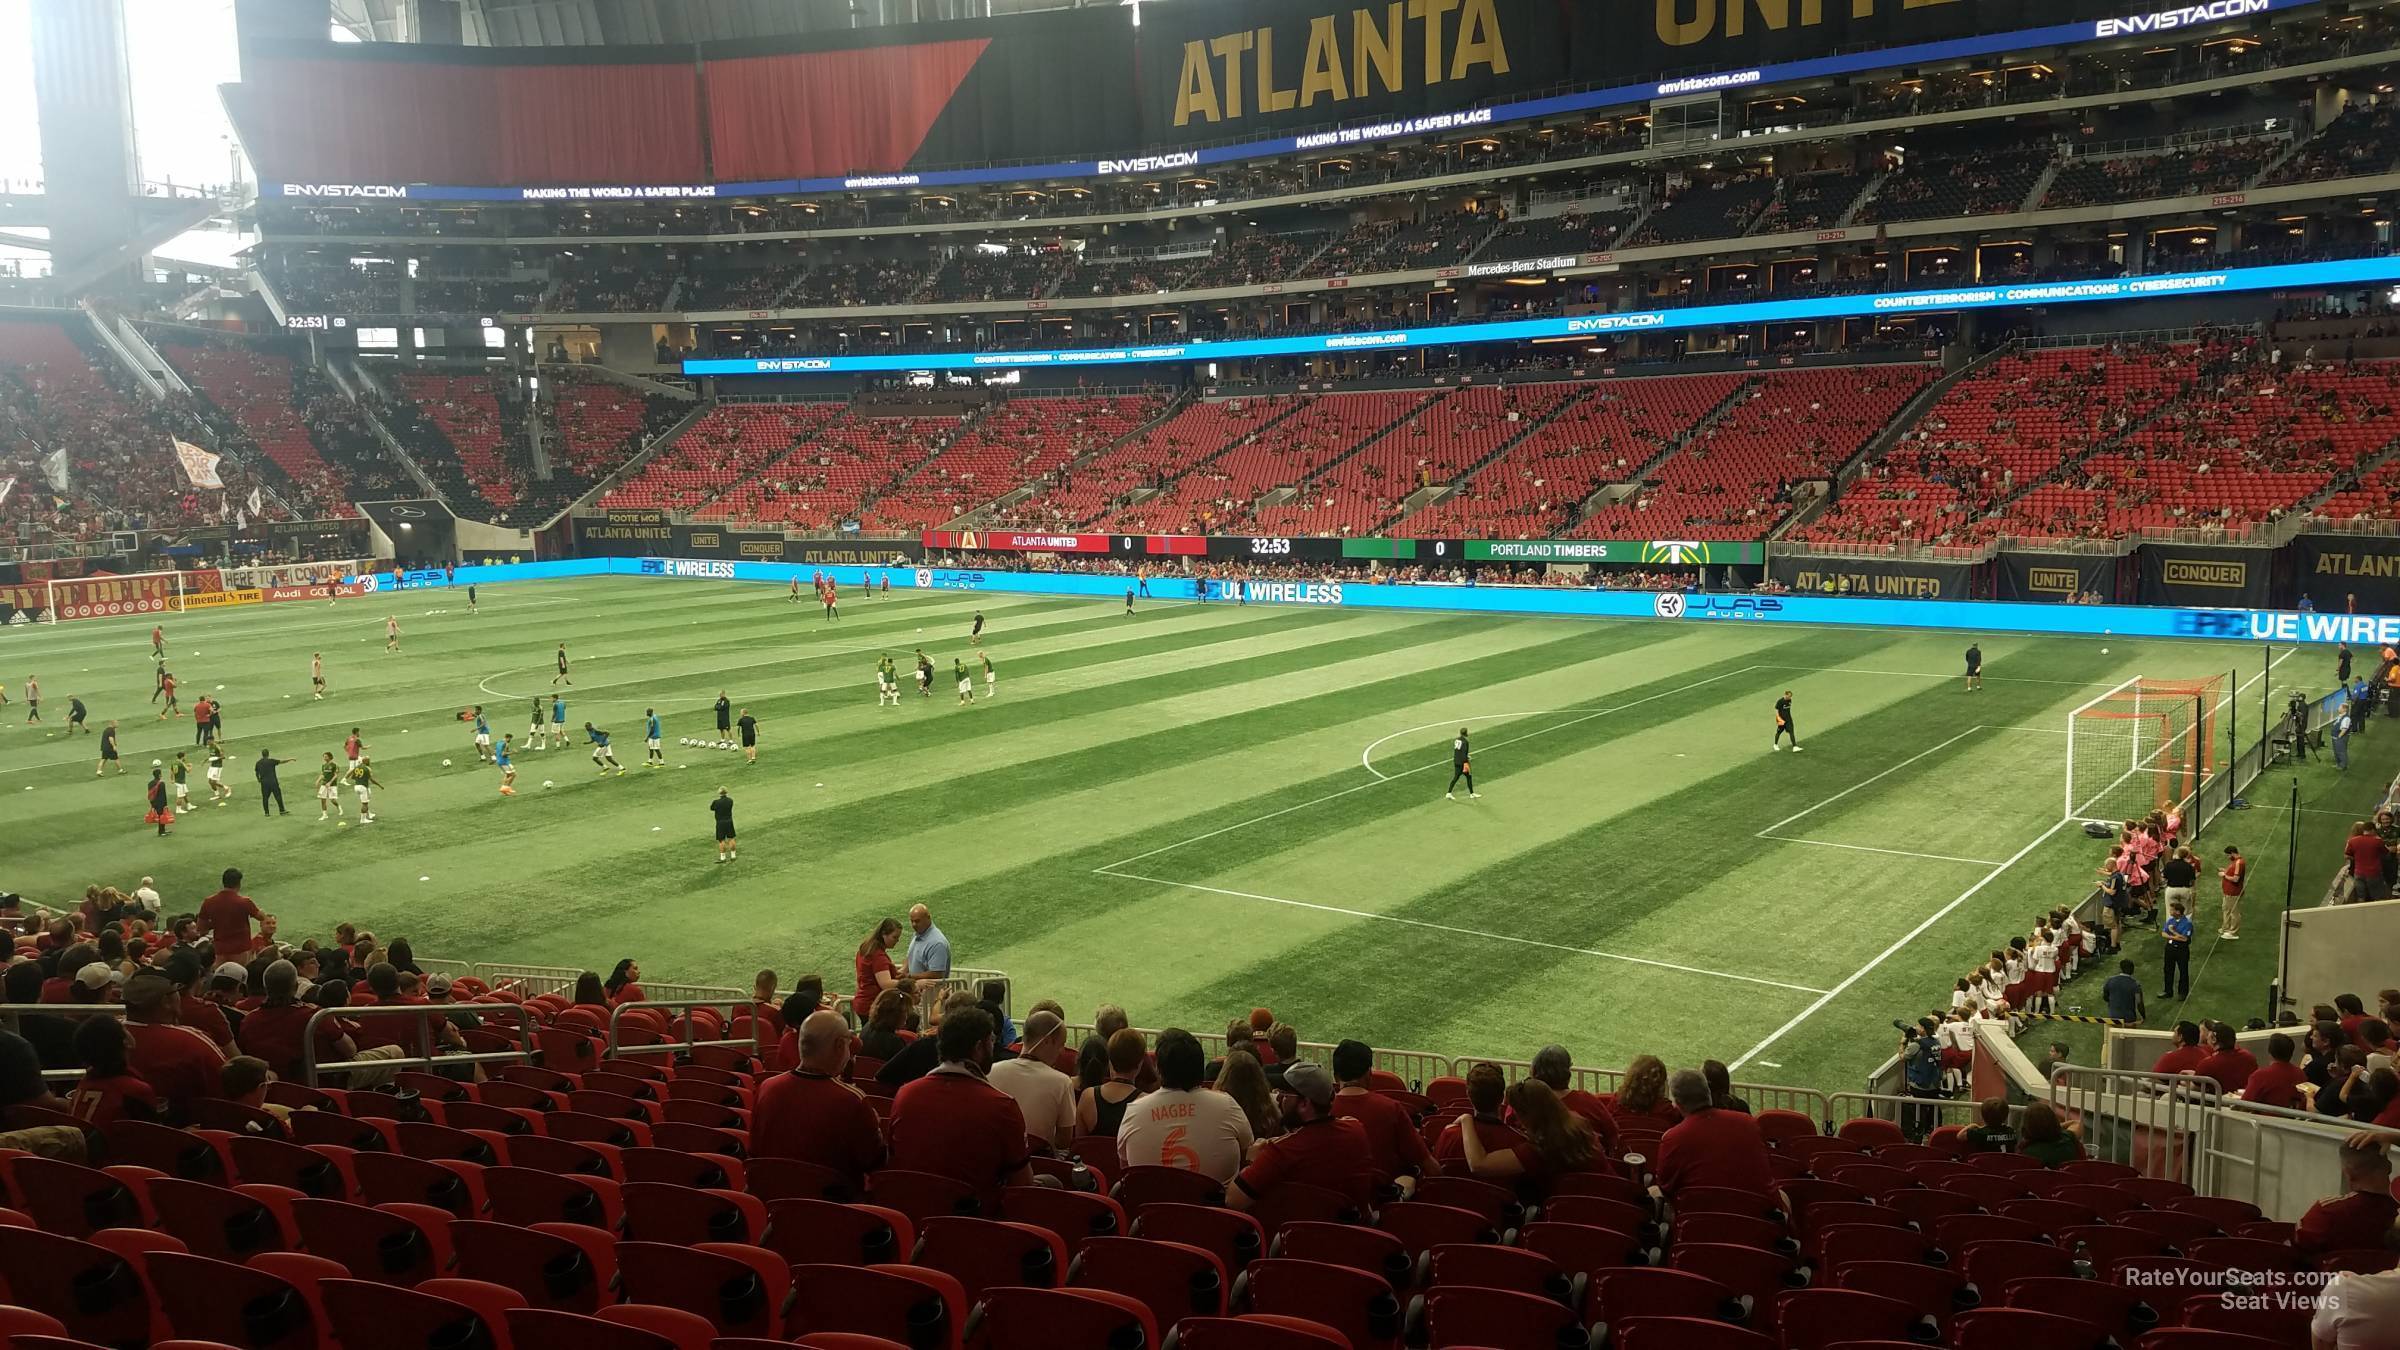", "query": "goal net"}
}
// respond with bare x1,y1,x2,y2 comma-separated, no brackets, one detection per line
35,569,189,623
2066,675,2224,825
